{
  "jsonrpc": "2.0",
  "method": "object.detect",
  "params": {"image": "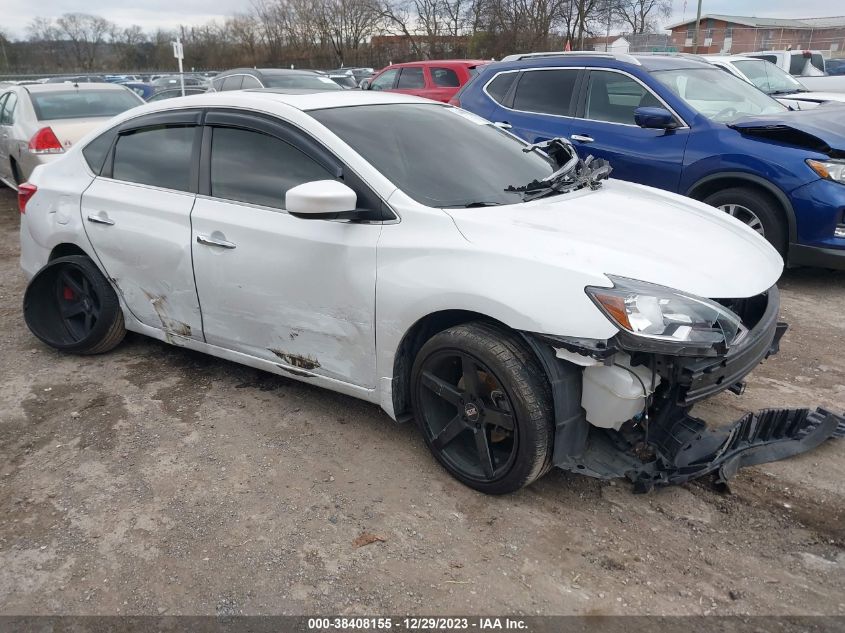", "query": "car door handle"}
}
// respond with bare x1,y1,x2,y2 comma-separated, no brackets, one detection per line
86,214,115,226
570,134,594,143
493,121,512,130
196,234,236,249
